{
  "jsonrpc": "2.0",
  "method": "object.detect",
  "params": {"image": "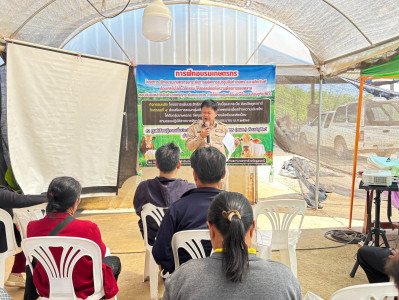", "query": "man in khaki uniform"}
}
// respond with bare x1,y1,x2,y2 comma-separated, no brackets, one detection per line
186,119,229,155
186,100,239,190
